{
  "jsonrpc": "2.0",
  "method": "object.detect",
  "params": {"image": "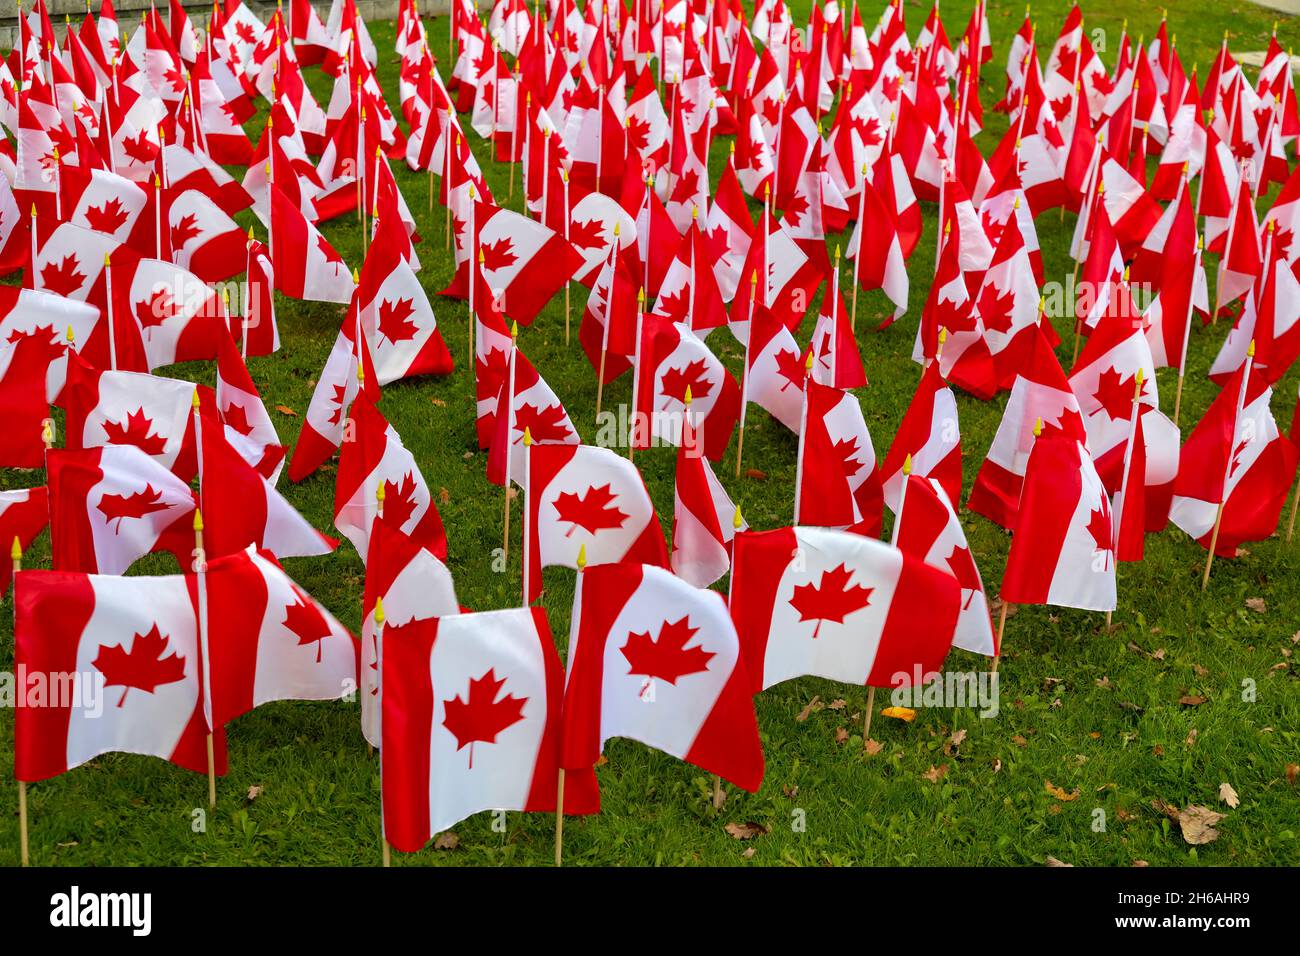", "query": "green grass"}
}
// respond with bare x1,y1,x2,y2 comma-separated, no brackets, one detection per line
3,1,1300,867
